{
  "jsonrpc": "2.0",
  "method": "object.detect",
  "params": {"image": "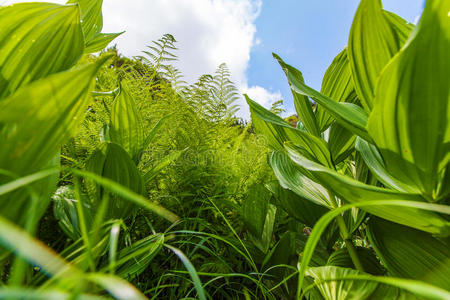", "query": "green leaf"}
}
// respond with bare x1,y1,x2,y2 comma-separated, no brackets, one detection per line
52,185,94,241
85,142,145,220
262,232,295,281
355,138,416,193
305,266,444,300
0,57,109,175
87,273,147,300
0,214,81,279
266,180,327,227
306,266,379,299
242,184,271,239
268,151,332,208
72,168,179,223
273,54,320,136
367,0,450,200
327,247,384,275
84,31,124,53
348,0,409,111
0,2,84,99
271,56,372,142
110,83,144,162
165,245,207,300
67,0,103,41
316,48,358,132
367,217,450,290
246,95,333,167
328,123,356,165
103,233,164,278
296,200,450,299
285,144,450,235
